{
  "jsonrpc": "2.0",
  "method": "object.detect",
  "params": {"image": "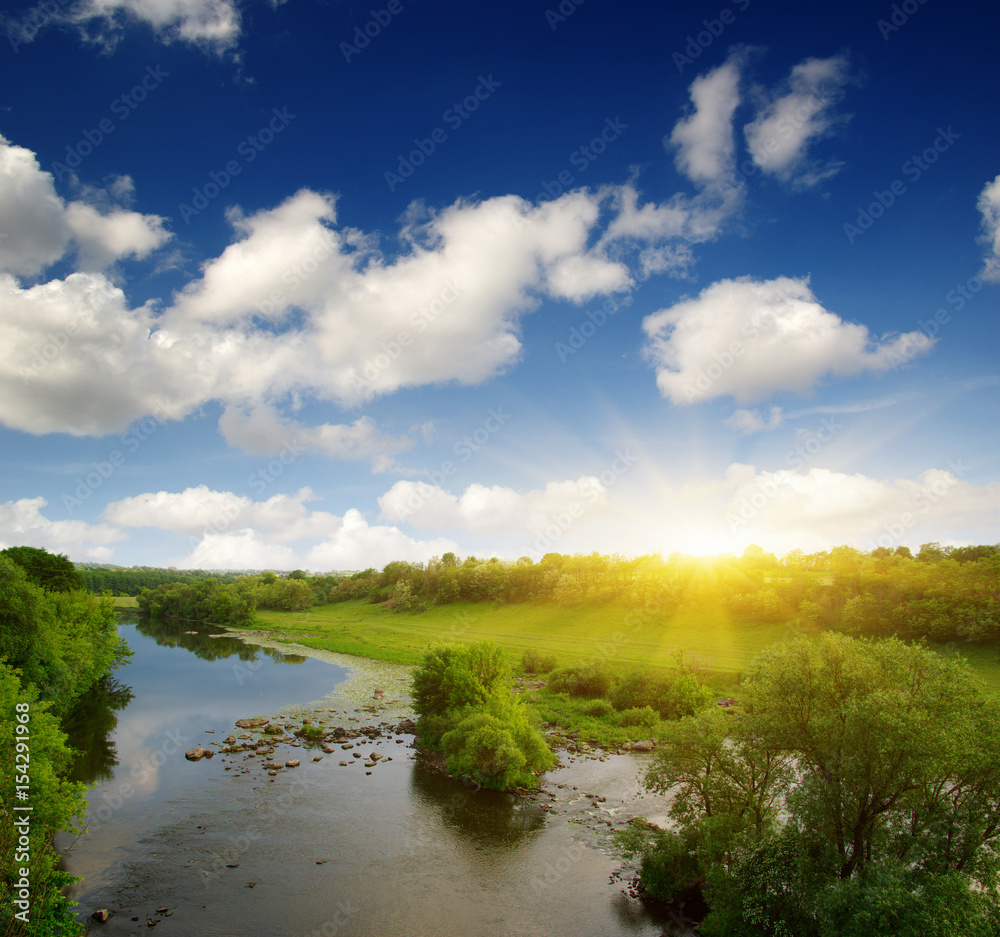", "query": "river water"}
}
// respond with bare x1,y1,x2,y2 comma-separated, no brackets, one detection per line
59,615,681,936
